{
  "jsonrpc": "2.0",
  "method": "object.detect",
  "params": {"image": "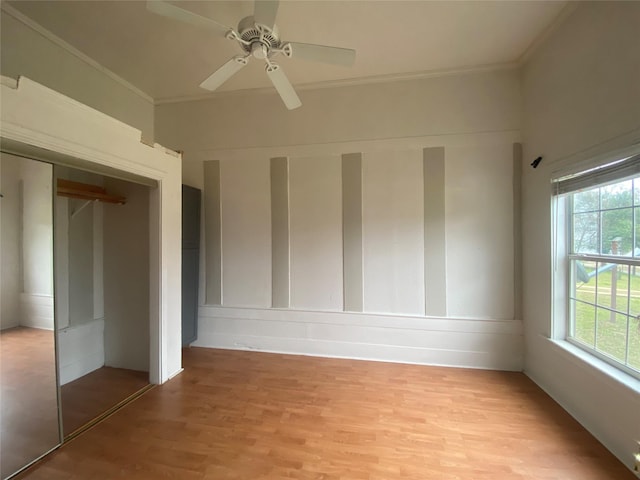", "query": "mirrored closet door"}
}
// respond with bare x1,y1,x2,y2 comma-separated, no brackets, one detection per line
54,166,151,439
1,154,153,479
0,153,61,479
